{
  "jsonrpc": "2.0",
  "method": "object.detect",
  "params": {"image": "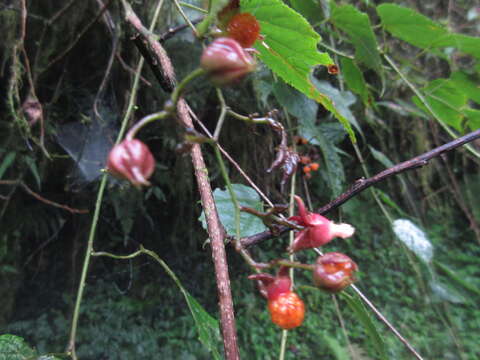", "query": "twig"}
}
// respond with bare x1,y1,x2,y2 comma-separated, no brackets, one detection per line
41,0,114,74
178,100,240,360
121,0,176,89
0,180,88,214
240,128,480,247
159,18,203,42
126,3,240,357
